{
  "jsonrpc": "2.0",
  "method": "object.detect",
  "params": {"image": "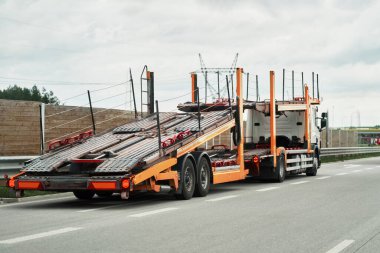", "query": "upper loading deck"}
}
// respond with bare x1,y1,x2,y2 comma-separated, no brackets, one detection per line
23,110,234,174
